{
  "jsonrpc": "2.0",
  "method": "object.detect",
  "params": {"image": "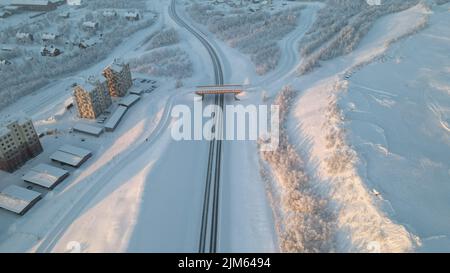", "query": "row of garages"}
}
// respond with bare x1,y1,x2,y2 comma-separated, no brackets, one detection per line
0,144,92,215
73,94,141,137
